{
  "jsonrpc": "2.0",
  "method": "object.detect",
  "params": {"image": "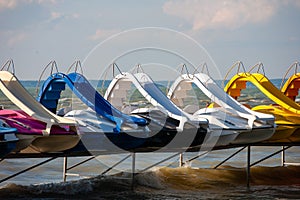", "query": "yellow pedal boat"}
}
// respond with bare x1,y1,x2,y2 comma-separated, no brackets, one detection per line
224,61,300,142
278,61,300,142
